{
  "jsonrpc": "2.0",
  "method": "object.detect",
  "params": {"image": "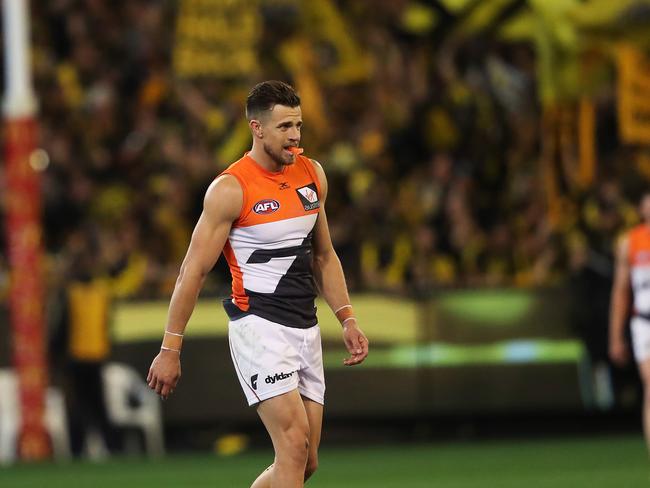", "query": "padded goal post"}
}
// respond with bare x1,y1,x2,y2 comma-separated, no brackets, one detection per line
3,0,50,460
